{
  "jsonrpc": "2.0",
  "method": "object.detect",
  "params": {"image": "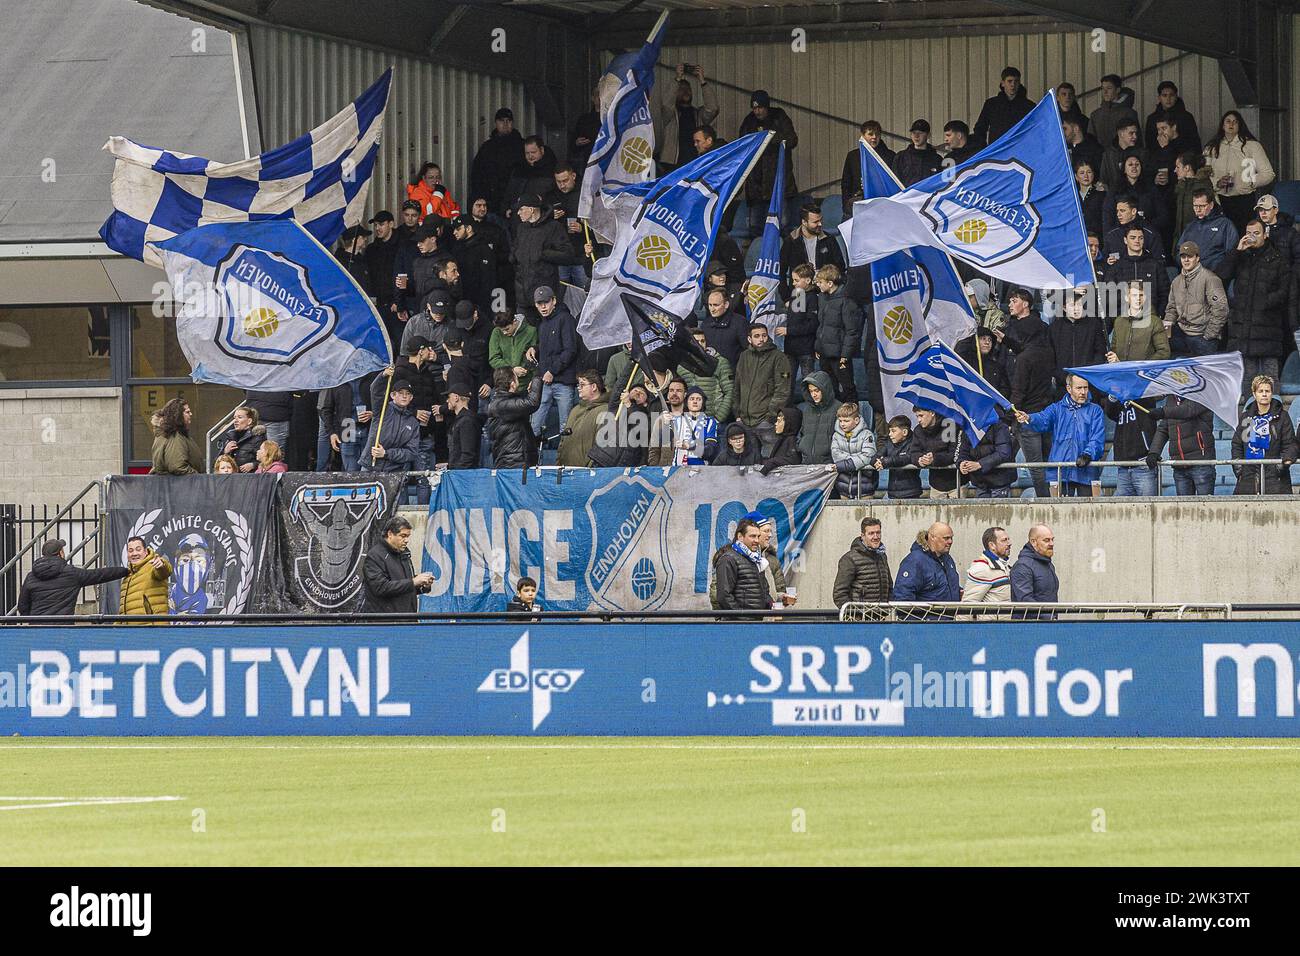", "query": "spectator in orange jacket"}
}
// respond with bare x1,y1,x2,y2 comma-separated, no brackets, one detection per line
406,162,461,224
